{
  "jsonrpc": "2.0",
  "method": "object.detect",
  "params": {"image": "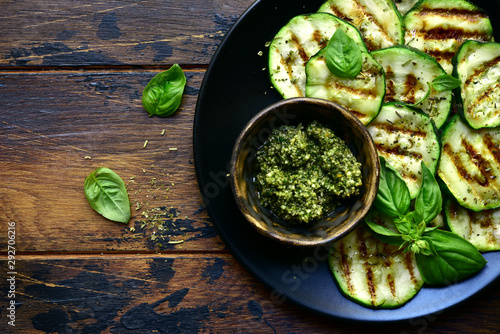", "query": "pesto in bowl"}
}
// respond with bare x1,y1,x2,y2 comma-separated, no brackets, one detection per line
256,121,363,224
